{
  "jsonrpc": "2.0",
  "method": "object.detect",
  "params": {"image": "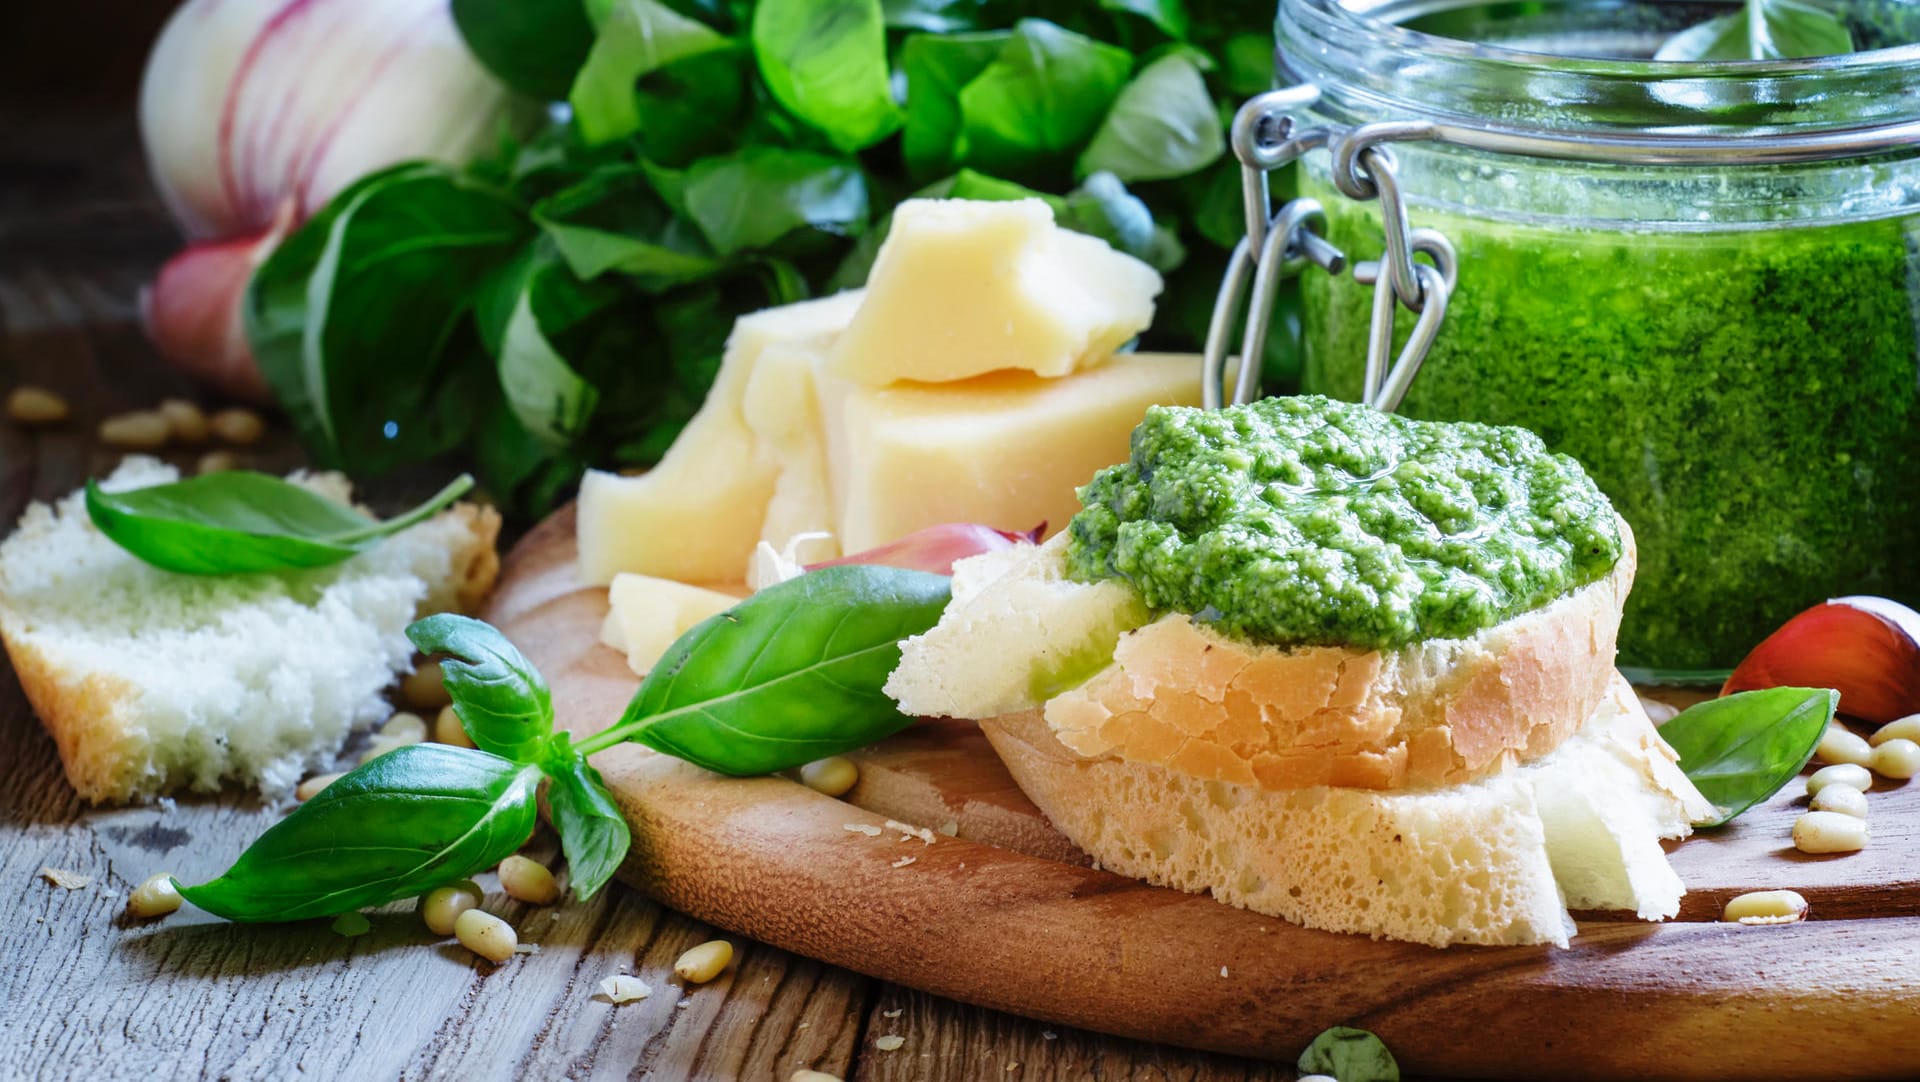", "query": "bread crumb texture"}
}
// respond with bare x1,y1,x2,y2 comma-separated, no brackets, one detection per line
0,458,500,803
983,677,1710,948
